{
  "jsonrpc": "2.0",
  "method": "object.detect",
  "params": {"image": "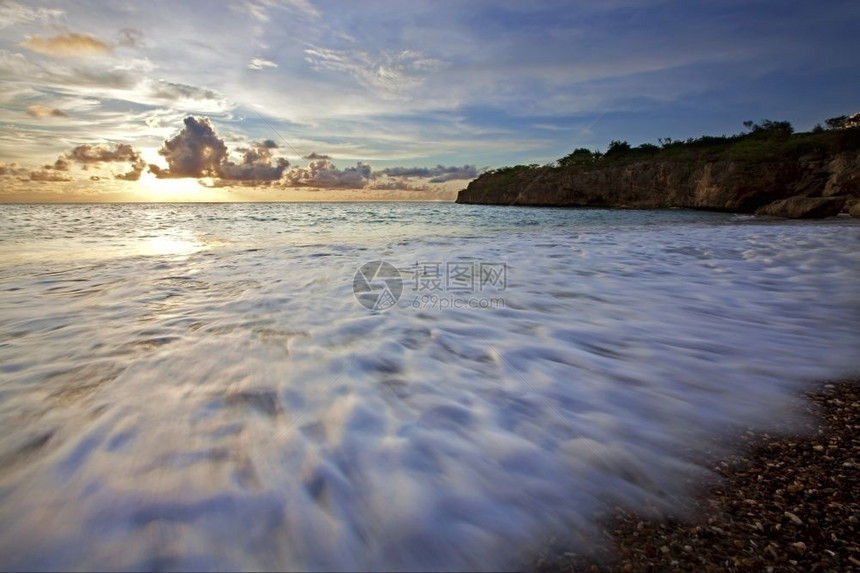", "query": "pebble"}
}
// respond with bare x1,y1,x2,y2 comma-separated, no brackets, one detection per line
792,541,807,553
